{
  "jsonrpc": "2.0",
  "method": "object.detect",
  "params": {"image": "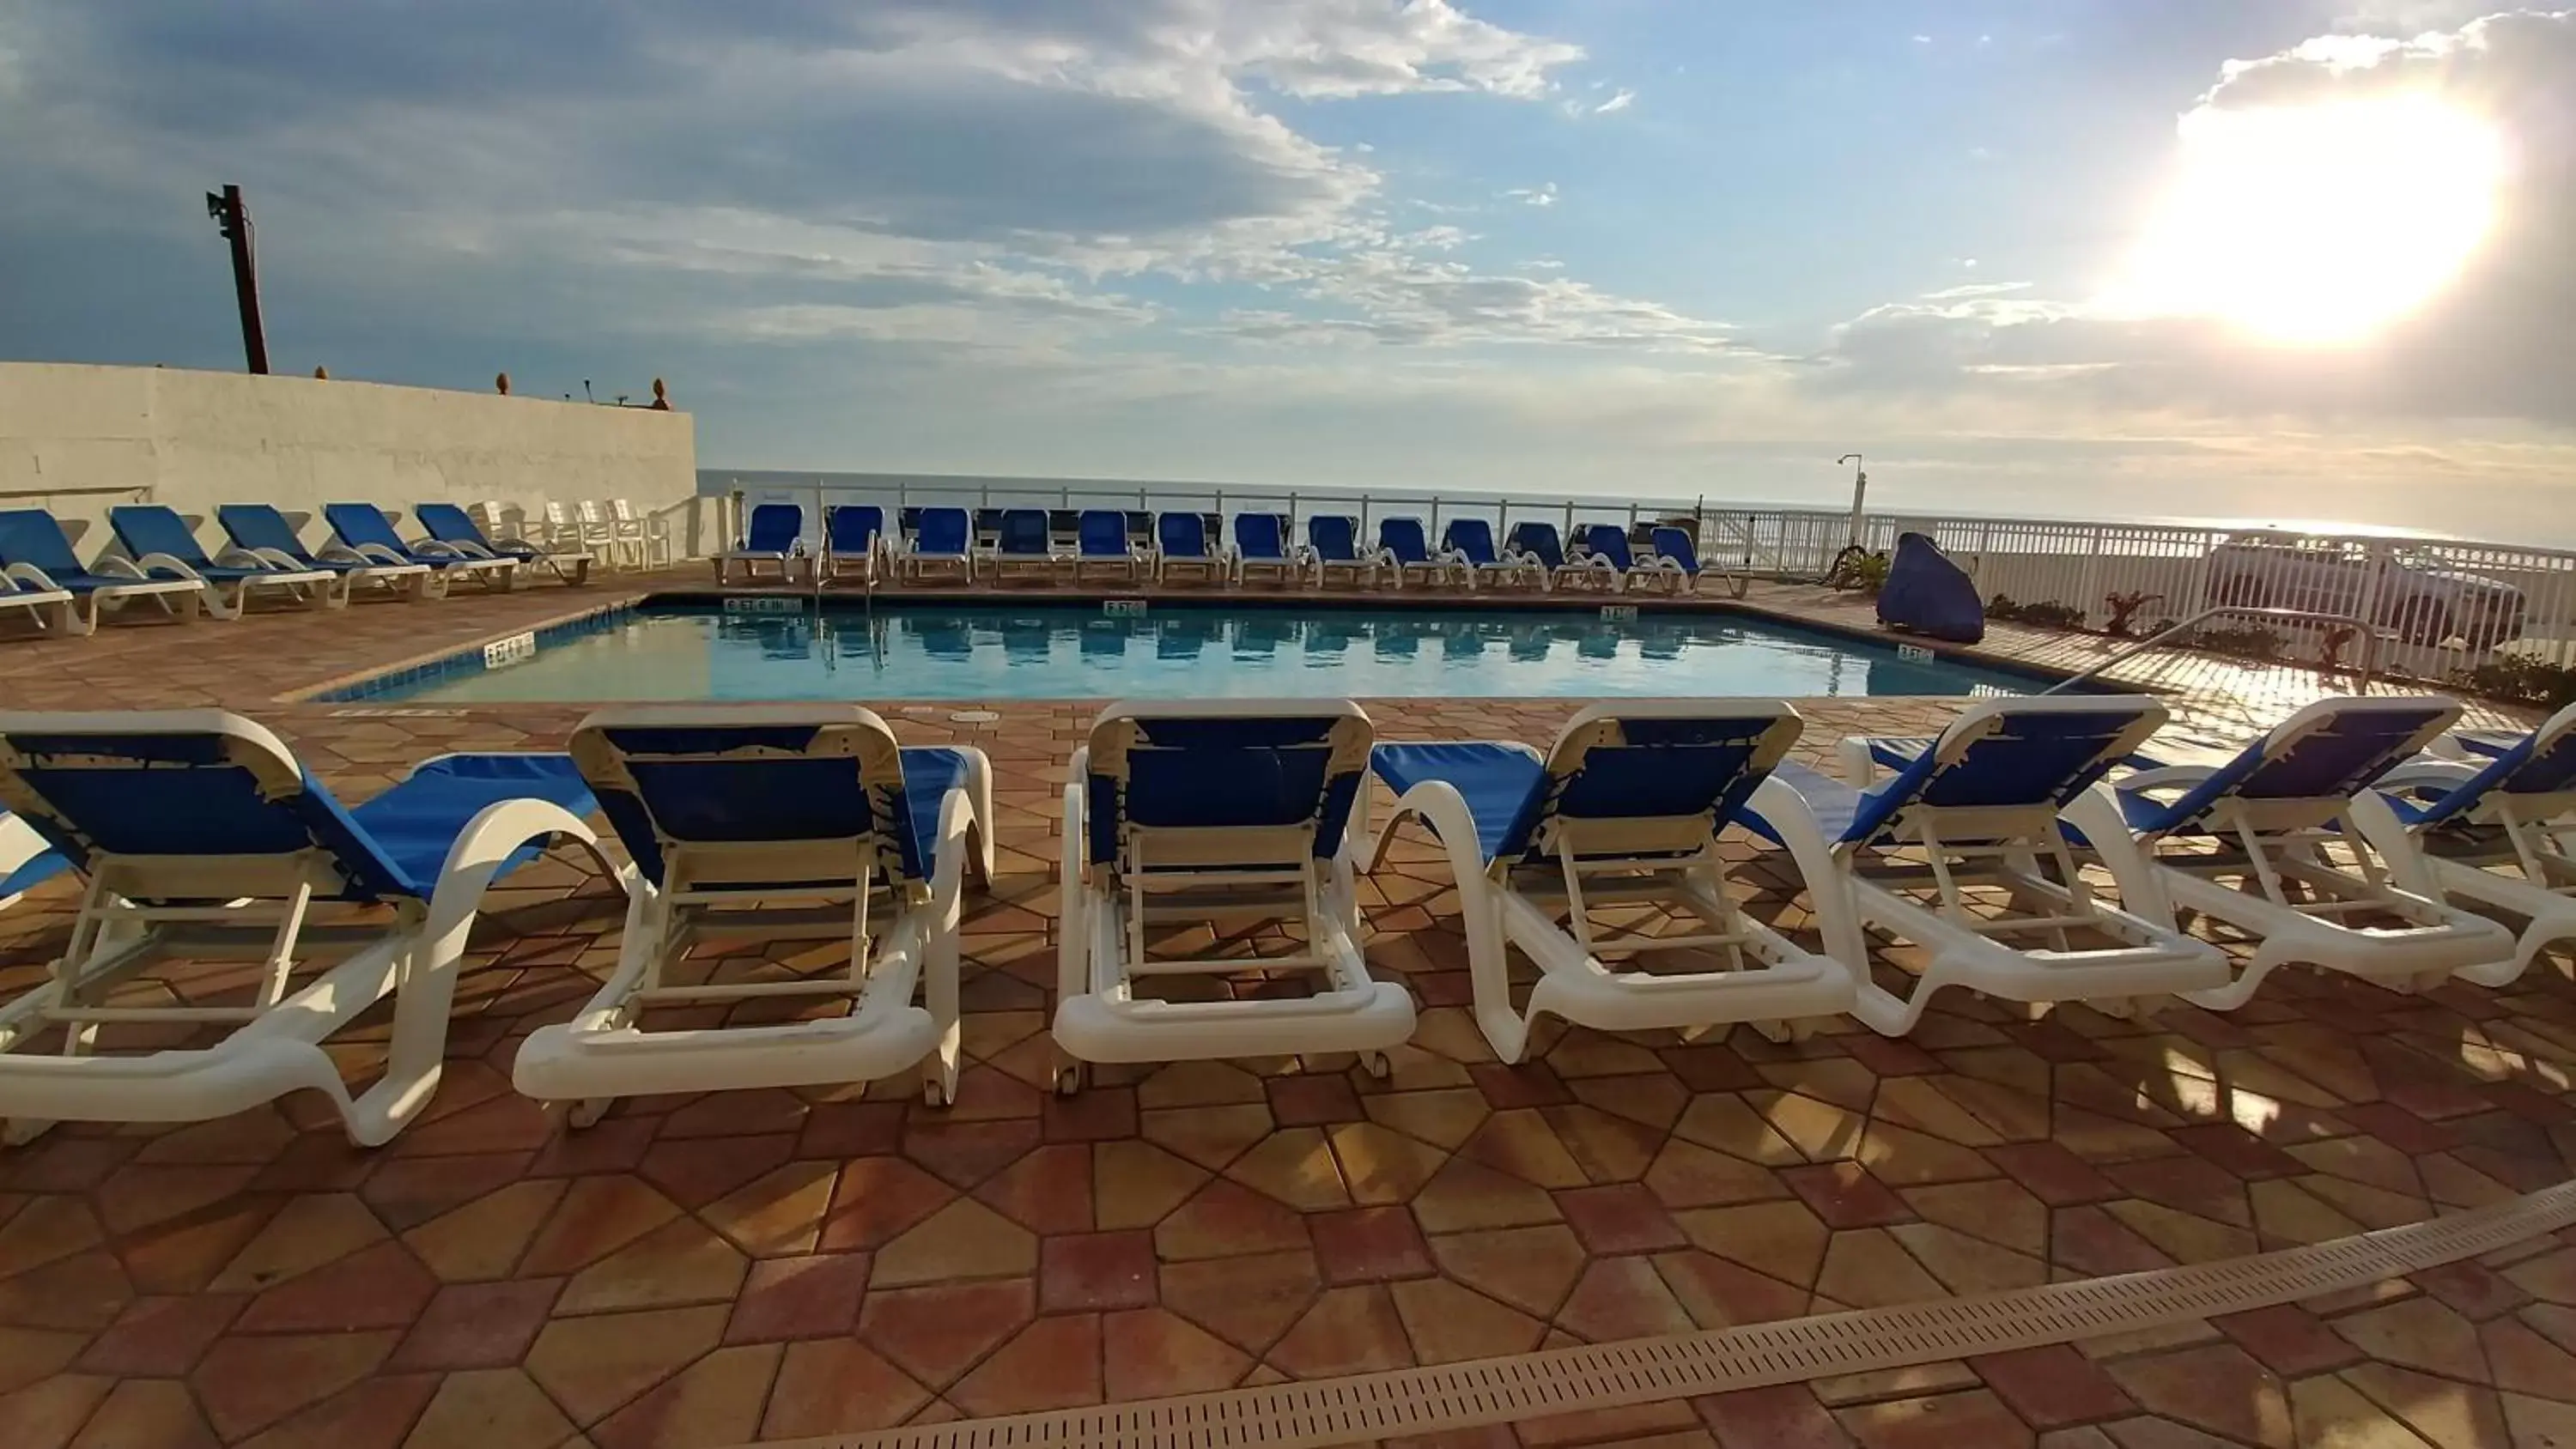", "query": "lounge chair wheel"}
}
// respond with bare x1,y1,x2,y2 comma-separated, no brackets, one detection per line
1053,1063,1084,1096
923,1076,951,1108
1359,1051,1393,1080
568,1098,611,1130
